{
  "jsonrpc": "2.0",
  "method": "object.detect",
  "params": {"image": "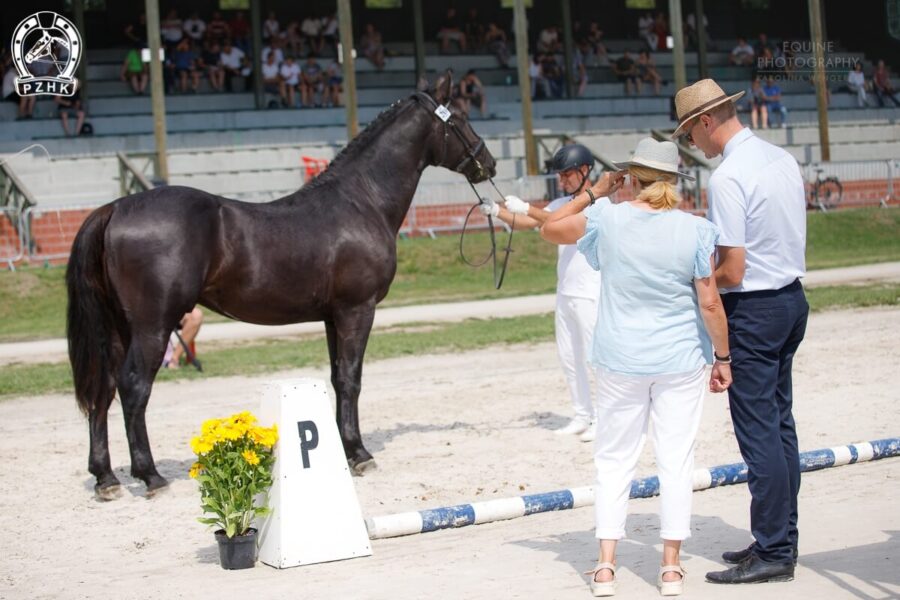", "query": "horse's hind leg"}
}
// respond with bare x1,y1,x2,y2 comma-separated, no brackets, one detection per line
89,330,124,500
326,303,377,475
117,328,170,494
